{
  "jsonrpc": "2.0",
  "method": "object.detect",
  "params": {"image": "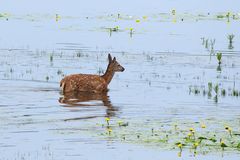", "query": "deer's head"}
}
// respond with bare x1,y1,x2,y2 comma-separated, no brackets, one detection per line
108,54,125,72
